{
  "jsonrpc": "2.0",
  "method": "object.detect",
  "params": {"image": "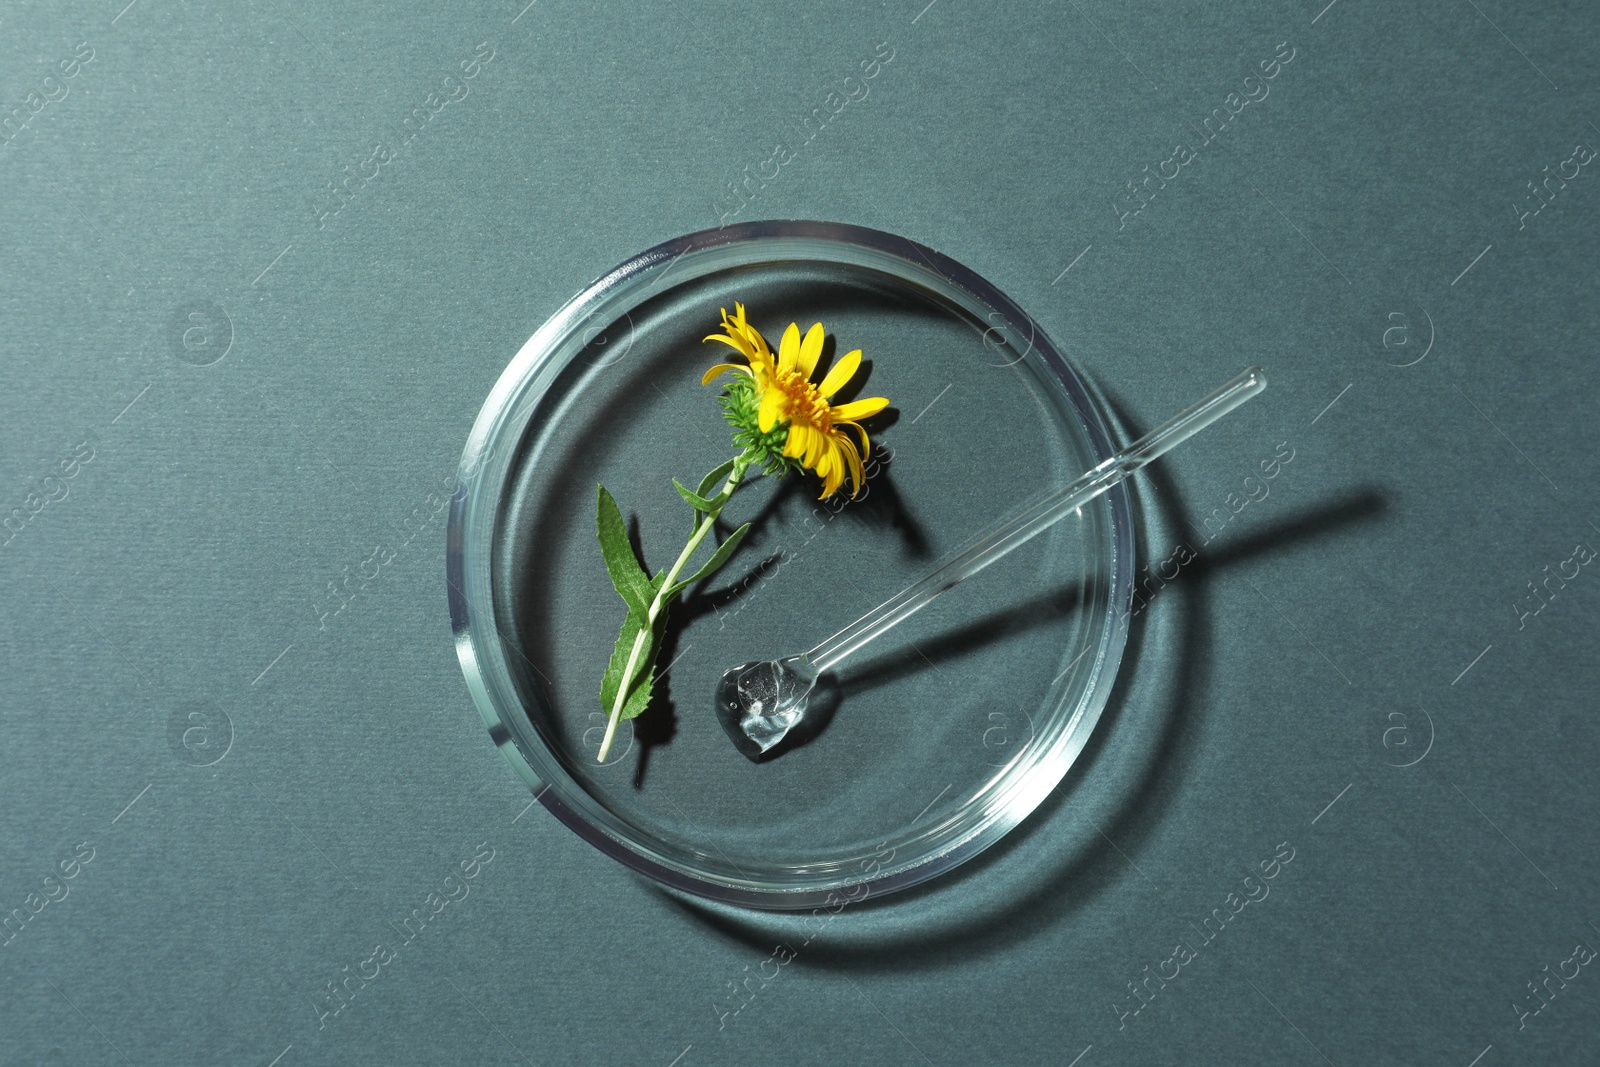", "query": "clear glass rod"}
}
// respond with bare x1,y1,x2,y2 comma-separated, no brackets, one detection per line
804,366,1266,673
